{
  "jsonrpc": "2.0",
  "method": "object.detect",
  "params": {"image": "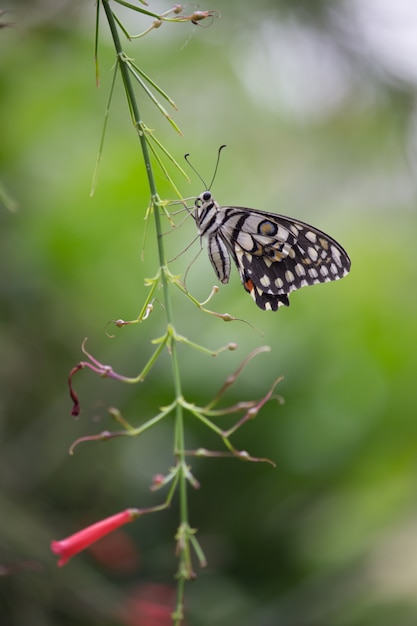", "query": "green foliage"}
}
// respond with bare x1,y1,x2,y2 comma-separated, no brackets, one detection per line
1,2,417,625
